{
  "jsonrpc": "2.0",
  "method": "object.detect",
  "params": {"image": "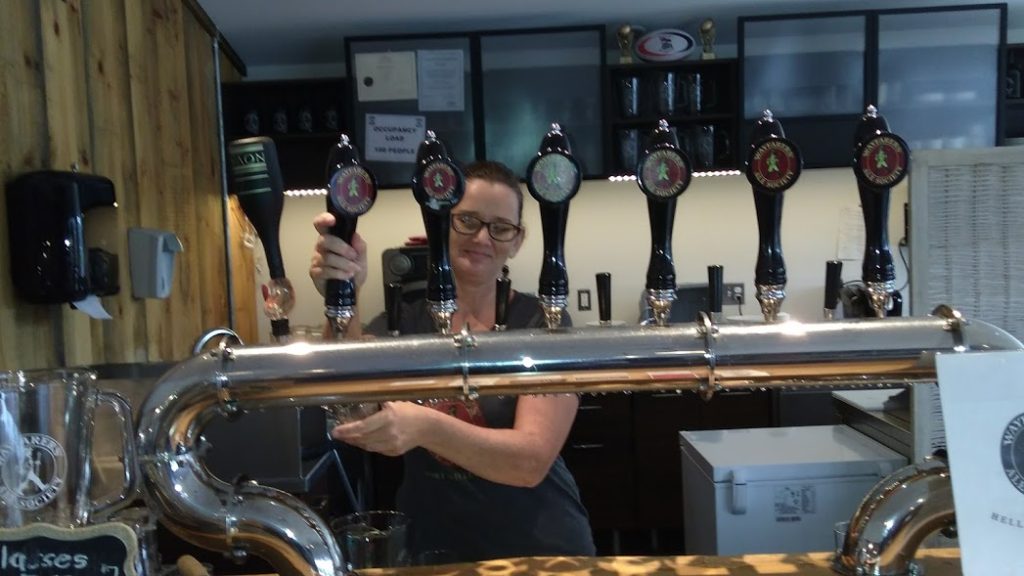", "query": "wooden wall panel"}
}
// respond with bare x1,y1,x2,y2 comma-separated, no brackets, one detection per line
0,0,246,370
0,2,56,369
83,0,147,363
